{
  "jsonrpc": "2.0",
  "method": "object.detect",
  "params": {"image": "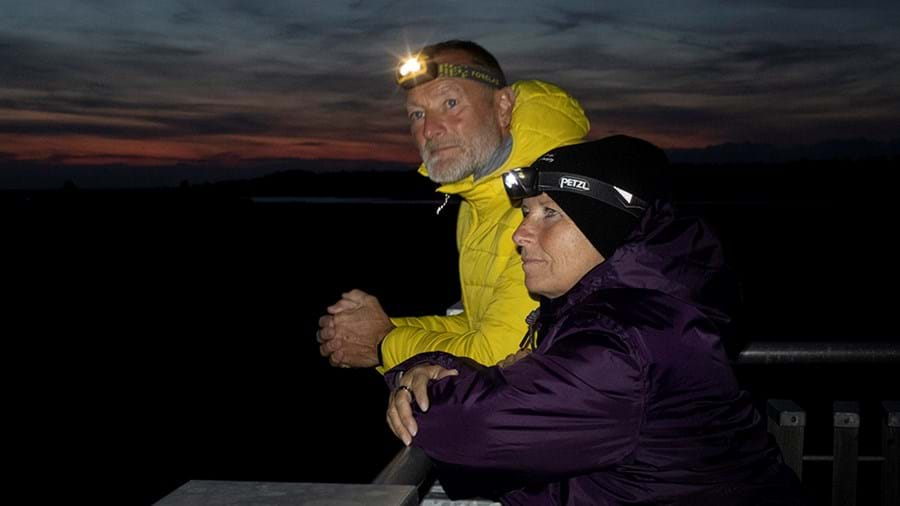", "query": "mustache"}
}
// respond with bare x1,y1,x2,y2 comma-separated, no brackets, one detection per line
423,138,458,155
